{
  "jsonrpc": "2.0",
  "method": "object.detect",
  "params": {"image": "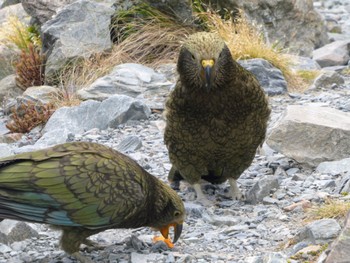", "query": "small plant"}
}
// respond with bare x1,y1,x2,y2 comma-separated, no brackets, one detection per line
0,15,44,90
306,198,350,220
0,16,41,51
6,102,55,133
51,84,82,108
15,44,45,90
296,70,320,84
